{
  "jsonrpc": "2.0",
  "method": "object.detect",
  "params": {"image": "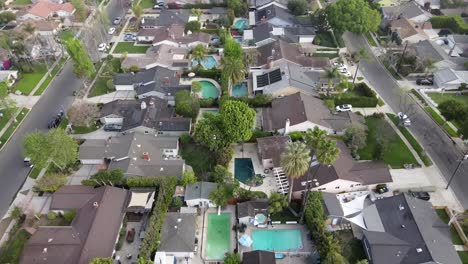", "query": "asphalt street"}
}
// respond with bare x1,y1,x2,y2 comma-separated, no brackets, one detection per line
343,32,468,208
